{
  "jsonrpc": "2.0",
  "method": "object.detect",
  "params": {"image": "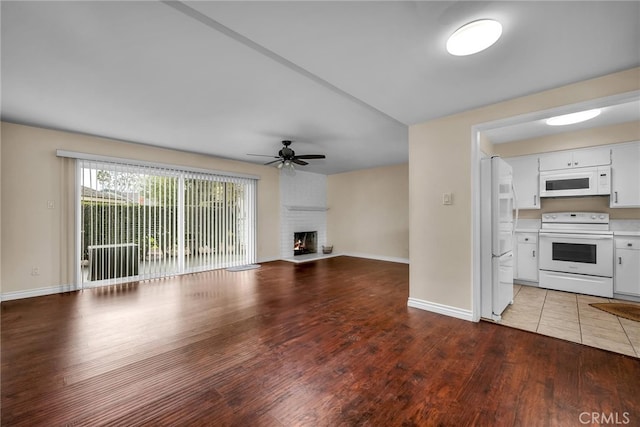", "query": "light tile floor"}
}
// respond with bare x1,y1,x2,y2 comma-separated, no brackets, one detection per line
499,284,640,358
